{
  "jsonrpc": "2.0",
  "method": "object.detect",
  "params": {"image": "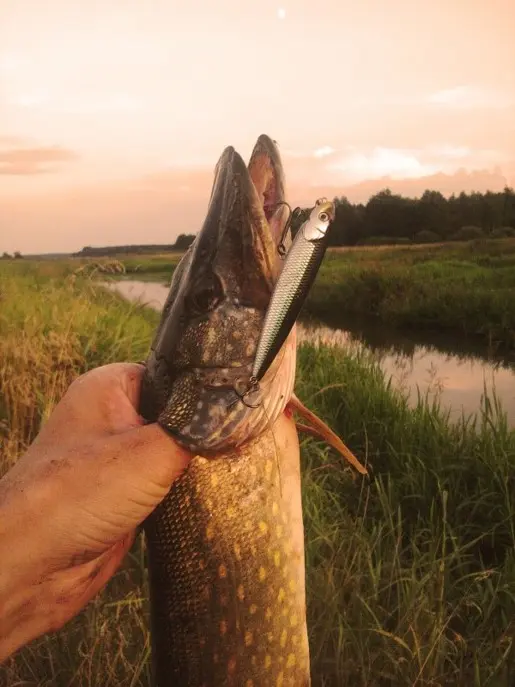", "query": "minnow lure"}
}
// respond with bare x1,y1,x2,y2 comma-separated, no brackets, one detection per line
250,197,335,384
